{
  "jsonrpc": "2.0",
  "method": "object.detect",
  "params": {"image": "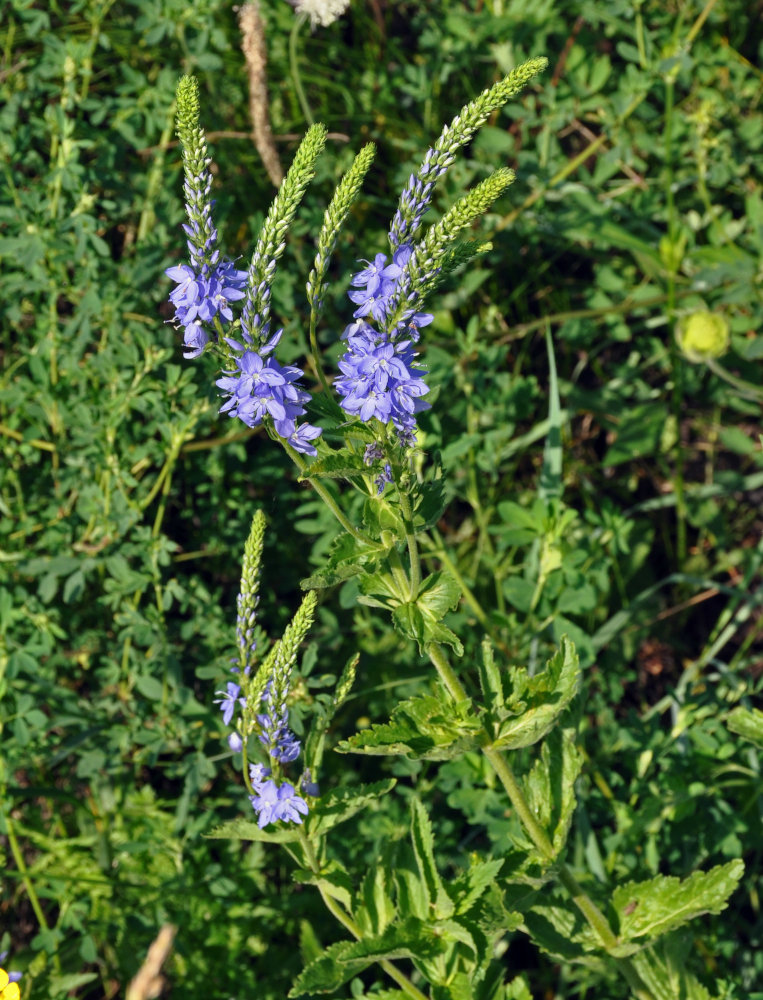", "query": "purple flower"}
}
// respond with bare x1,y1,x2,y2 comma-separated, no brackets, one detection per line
375,463,393,495
273,782,310,824
389,146,449,249
249,763,272,790
214,681,244,726
347,244,414,323
288,422,323,456
249,779,309,828
301,770,320,798
228,731,243,753
249,779,281,827
334,322,430,439
256,705,301,763
216,350,322,450
166,259,247,358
